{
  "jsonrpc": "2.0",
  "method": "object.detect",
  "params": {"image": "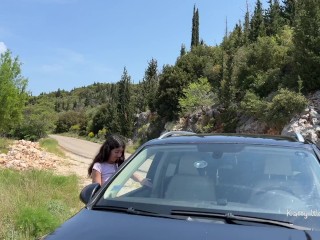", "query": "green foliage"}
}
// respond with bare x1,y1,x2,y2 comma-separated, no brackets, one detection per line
155,65,189,121
12,3,318,140
265,0,284,36
249,0,266,42
282,0,296,26
264,88,308,131
117,67,134,137
97,128,107,140
220,105,239,133
70,124,80,133
179,77,216,116
0,169,82,240
240,91,267,118
88,132,95,138
39,138,65,157
55,110,87,134
241,89,308,132
12,96,58,141
191,5,199,48
15,205,61,237
140,59,159,112
0,50,28,135
177,45,222,83
232,33,293,98
0,137,12,154
293,0,320,92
